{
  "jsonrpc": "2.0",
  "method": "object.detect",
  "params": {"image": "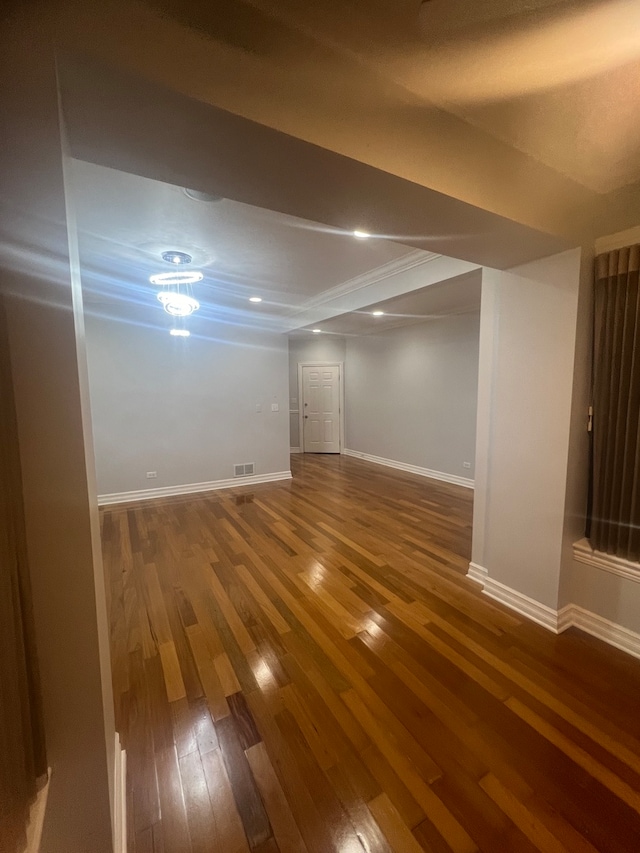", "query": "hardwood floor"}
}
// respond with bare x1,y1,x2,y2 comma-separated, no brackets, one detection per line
102,453,640,853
